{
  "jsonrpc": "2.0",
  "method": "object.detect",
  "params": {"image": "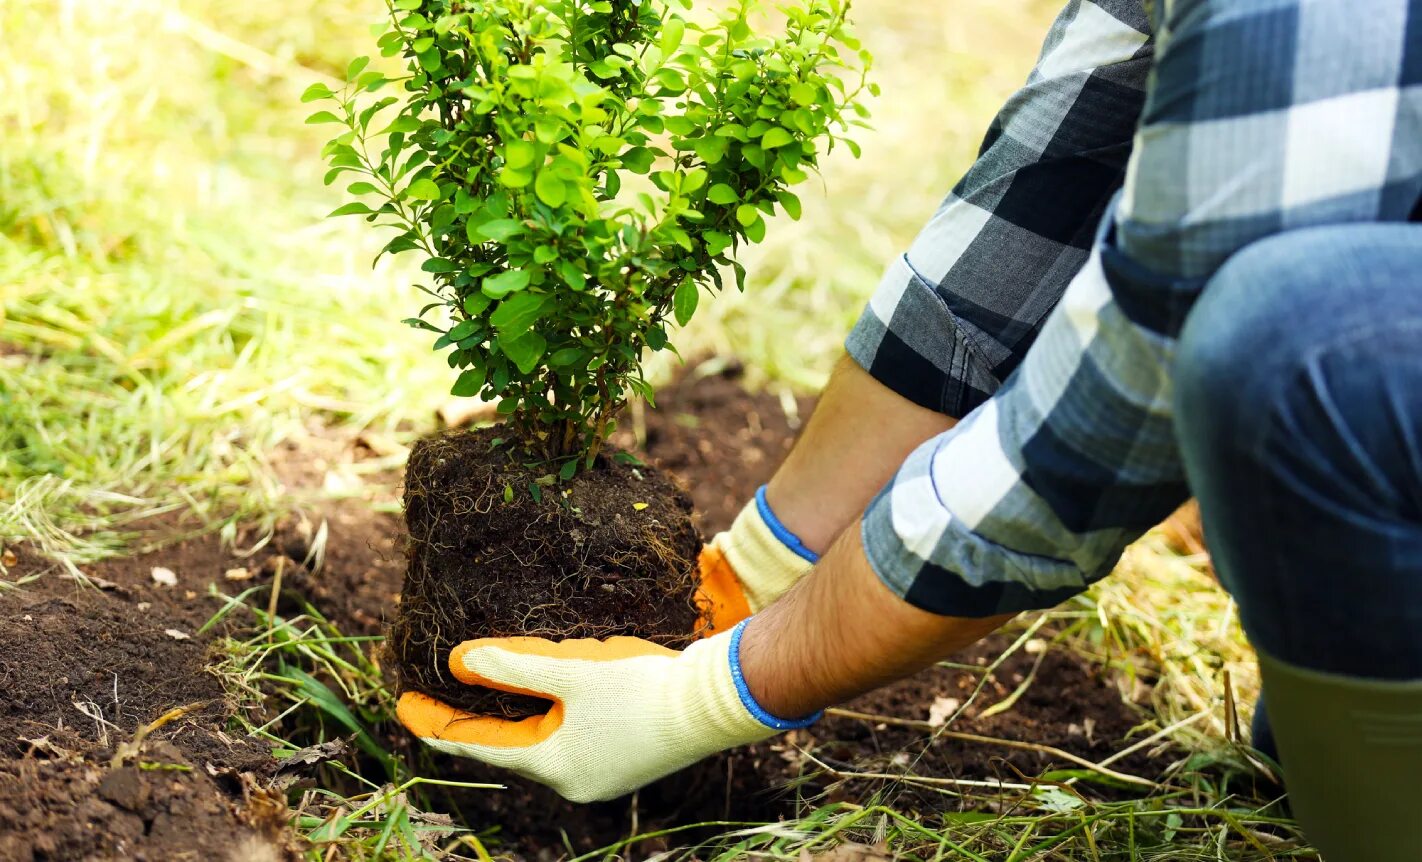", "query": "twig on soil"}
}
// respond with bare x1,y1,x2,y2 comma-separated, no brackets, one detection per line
798,747,1033,792
266,555,286,625
824,708,1167,790
111,700,213,768
1095,709,1207,769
